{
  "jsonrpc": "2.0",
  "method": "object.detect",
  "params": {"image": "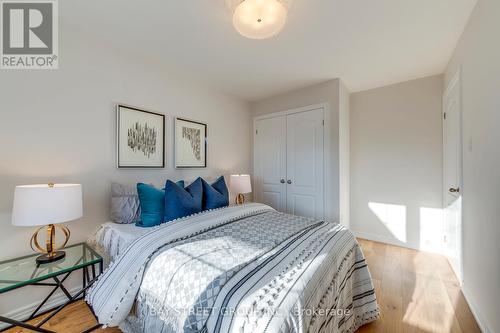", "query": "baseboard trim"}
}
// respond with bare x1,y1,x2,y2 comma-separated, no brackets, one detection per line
351,230,421,251
0,286,81,330
462,287,492,333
